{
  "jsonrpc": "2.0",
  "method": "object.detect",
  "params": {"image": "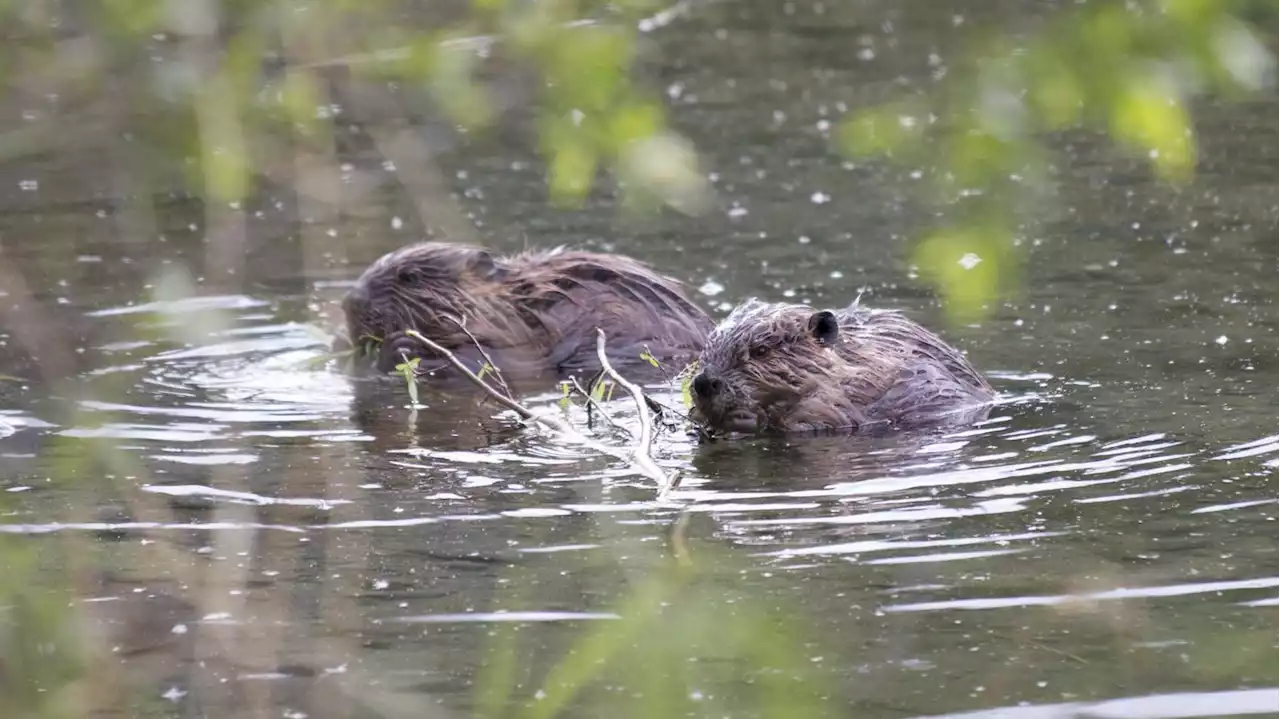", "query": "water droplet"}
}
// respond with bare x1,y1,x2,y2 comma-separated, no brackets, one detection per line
162,686,187,703
958,253,982,270
810,192,830,204
698,280,724,296
18,180,37,191
391,216,403,230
